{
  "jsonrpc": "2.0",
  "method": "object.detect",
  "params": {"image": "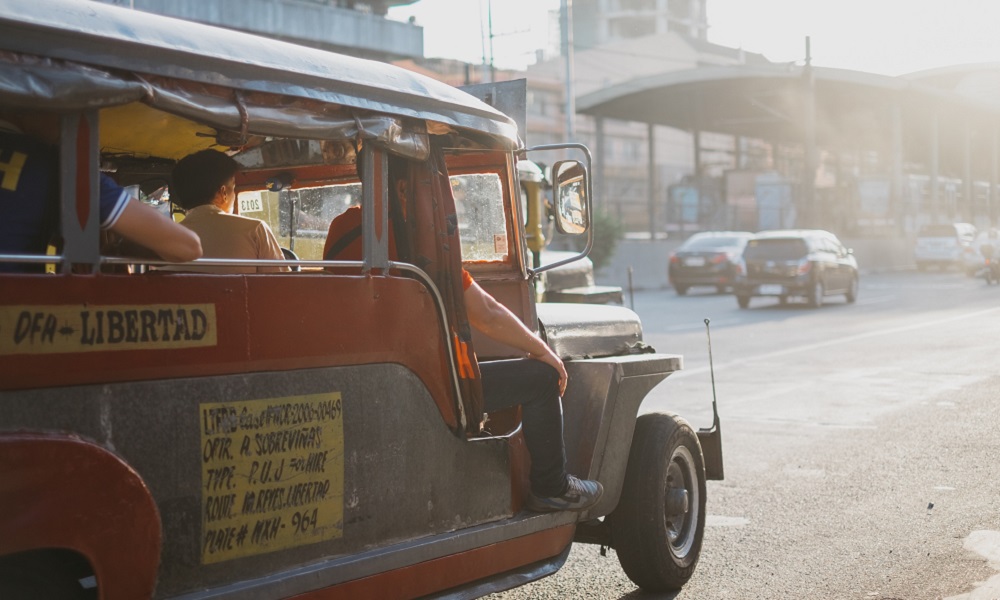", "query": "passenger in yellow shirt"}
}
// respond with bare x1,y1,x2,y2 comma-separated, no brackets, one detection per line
165,149,287,274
